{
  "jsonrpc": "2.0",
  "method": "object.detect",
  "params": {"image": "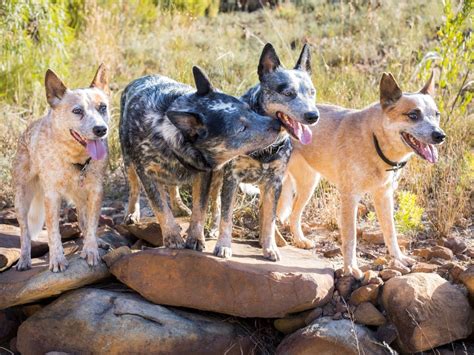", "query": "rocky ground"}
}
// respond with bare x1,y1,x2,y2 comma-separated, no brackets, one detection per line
0,200,472,355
